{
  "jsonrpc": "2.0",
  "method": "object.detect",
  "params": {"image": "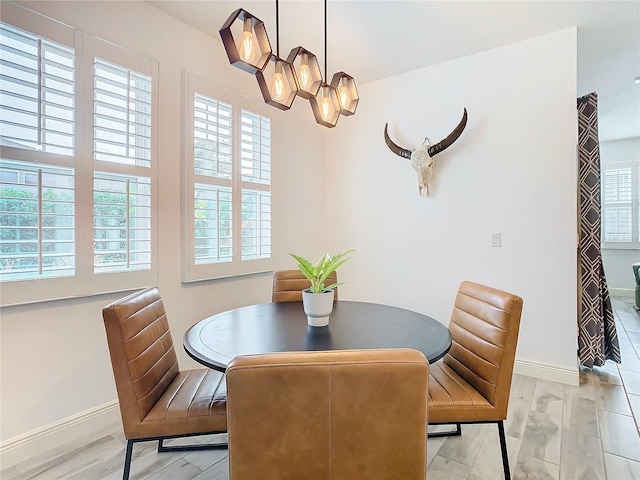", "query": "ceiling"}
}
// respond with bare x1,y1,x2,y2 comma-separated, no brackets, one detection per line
148,0,639,142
